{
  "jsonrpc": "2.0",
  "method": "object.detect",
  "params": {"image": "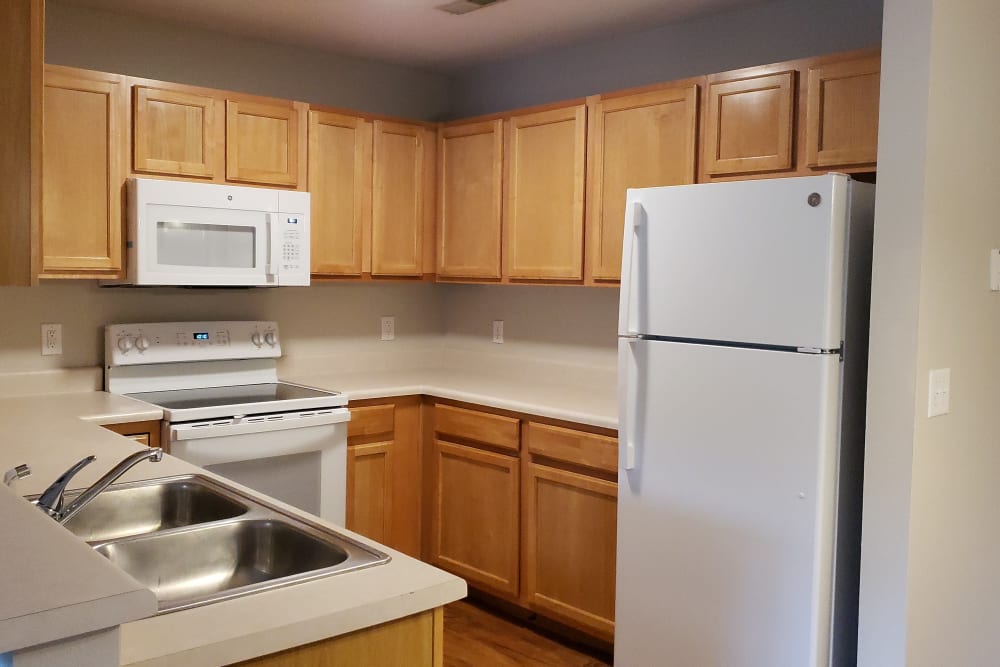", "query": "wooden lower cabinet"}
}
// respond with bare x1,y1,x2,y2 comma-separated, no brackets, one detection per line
346,397,422,557
431,440,520,598
101,420,162,450
522,463,617,641
233,607,443,666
